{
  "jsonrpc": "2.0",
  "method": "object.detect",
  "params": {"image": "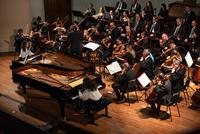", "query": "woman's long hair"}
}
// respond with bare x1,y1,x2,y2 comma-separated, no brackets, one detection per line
83,77,97,91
